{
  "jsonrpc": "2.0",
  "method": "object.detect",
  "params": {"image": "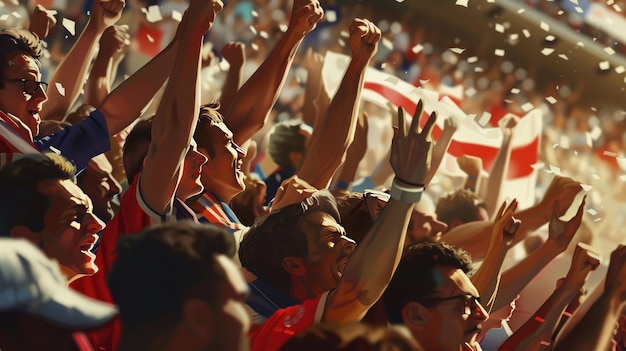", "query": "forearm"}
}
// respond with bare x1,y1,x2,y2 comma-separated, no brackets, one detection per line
325,199,413,322
226,29,304,145
425,130,453,185
302,66,324,126
493,241,562,311
471,246,508,310
298,59,366,189
483,135,512,216
553,292,623,351
501,286,578,351
442,221,493,260
84,50,113,108
42,22,103,120
218,62,243,116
